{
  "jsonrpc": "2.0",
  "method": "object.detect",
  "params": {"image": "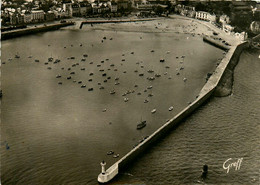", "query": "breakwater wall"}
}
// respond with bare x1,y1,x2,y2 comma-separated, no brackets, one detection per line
203,36,230,50
80,18,156,29
1,22,74,40
98,42,249,183
214,41,250,97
